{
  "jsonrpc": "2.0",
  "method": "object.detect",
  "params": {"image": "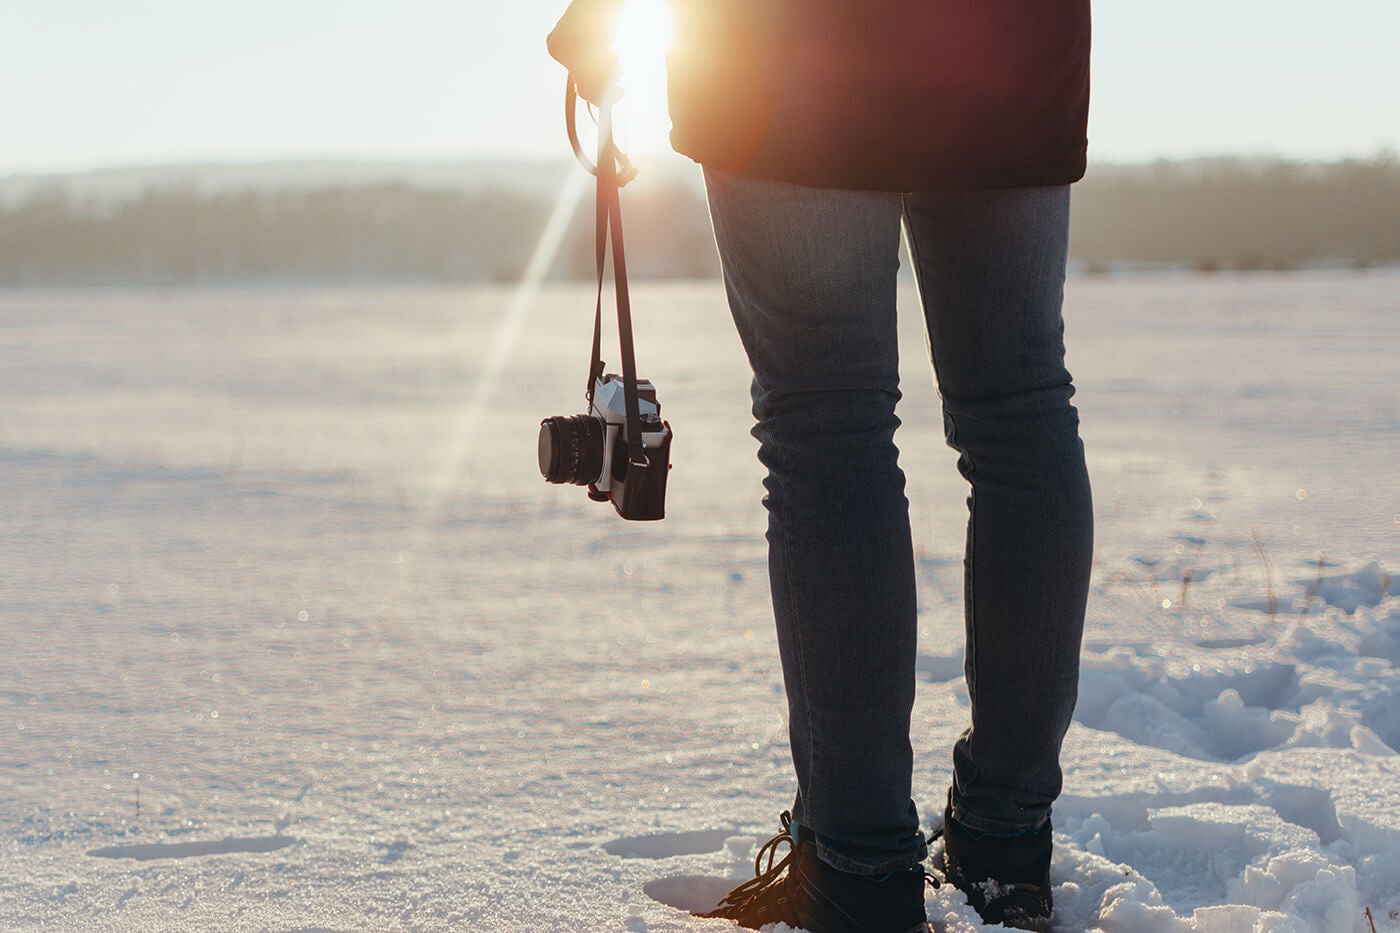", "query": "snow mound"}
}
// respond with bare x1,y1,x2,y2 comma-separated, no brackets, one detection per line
1299,562,1394,615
